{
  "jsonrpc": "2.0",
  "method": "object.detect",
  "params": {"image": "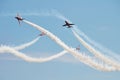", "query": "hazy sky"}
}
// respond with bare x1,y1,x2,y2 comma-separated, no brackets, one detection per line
0,0,120,80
